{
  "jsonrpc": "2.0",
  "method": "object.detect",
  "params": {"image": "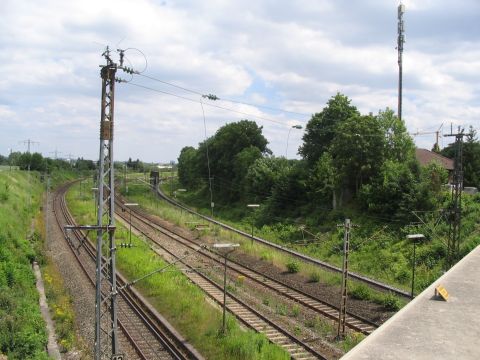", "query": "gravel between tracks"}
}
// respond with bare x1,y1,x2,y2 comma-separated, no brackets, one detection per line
46,190,140,359
122,206,396,359
45,192,94,359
